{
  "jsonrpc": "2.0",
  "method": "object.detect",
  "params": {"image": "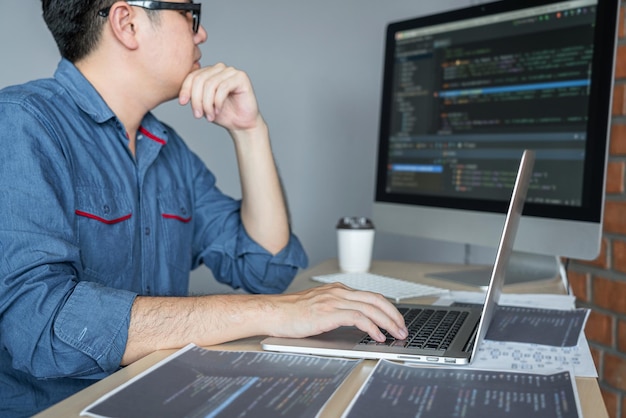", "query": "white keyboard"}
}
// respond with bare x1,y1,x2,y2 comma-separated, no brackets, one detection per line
311,272,448,303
